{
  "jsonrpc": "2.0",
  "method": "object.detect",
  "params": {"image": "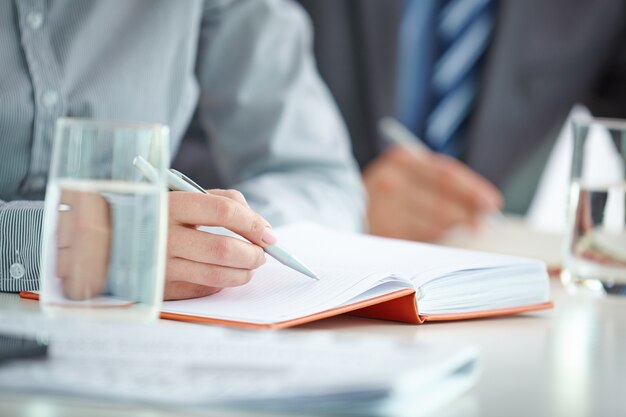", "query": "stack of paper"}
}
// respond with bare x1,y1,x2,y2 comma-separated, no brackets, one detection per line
0,312,479,416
